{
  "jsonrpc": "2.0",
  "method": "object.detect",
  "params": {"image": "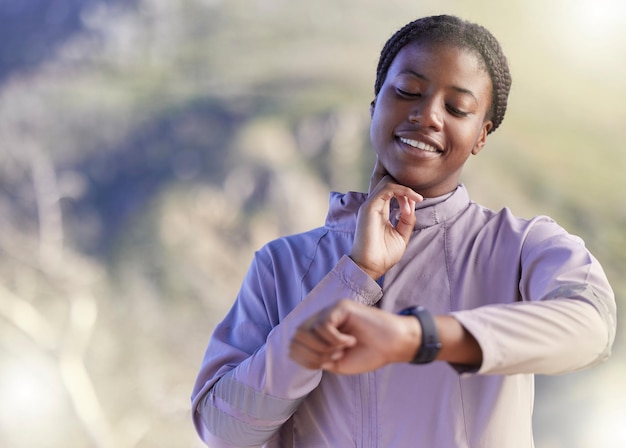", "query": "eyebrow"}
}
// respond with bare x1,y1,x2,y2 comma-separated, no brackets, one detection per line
401,70,478,102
